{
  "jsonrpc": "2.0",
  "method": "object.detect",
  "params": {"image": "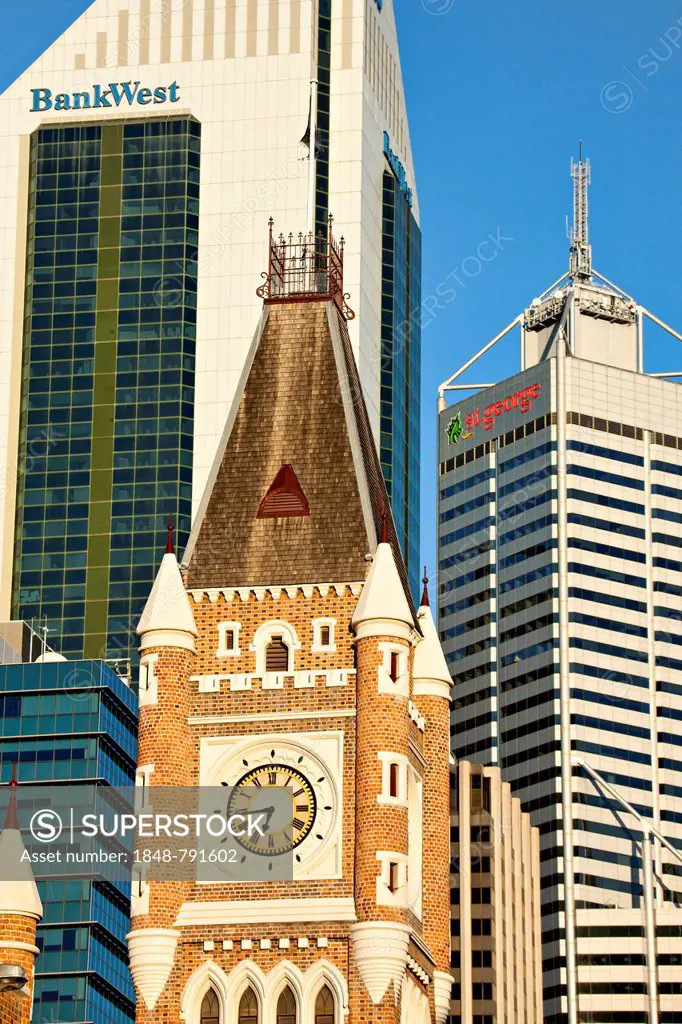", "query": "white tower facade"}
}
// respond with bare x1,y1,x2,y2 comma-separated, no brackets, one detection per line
0,0,422,659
